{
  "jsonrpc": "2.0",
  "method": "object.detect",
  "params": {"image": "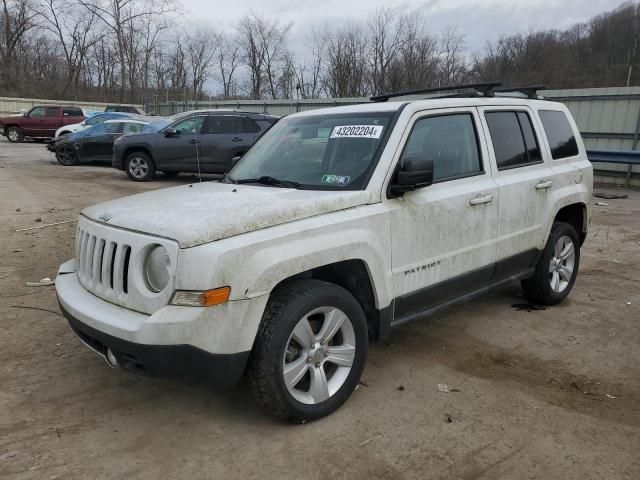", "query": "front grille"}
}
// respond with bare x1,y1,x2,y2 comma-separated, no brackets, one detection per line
74,216,178,315
76,228,132,296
